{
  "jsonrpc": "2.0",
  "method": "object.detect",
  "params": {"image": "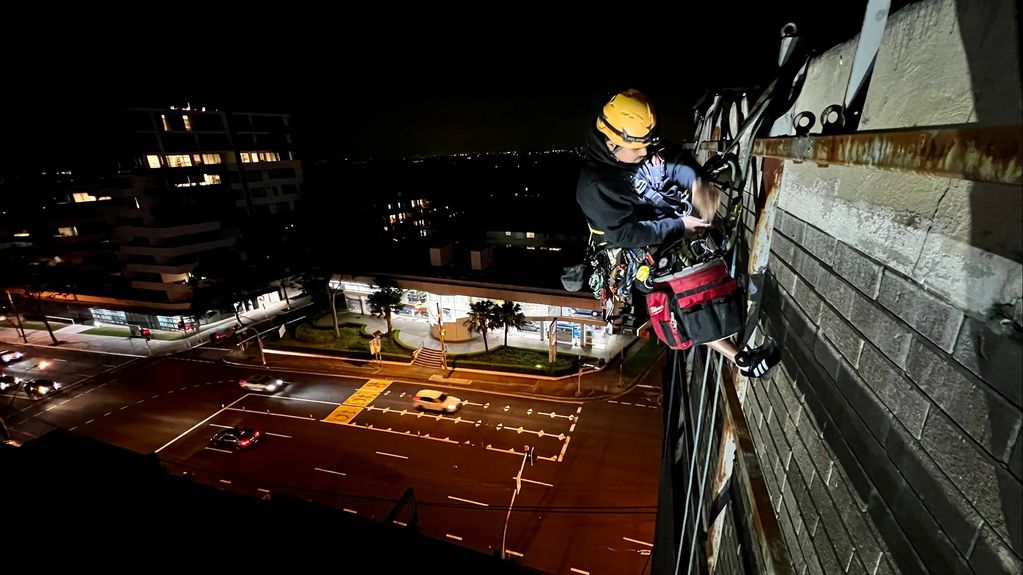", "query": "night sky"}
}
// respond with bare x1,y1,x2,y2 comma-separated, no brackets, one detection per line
2,2,882,173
